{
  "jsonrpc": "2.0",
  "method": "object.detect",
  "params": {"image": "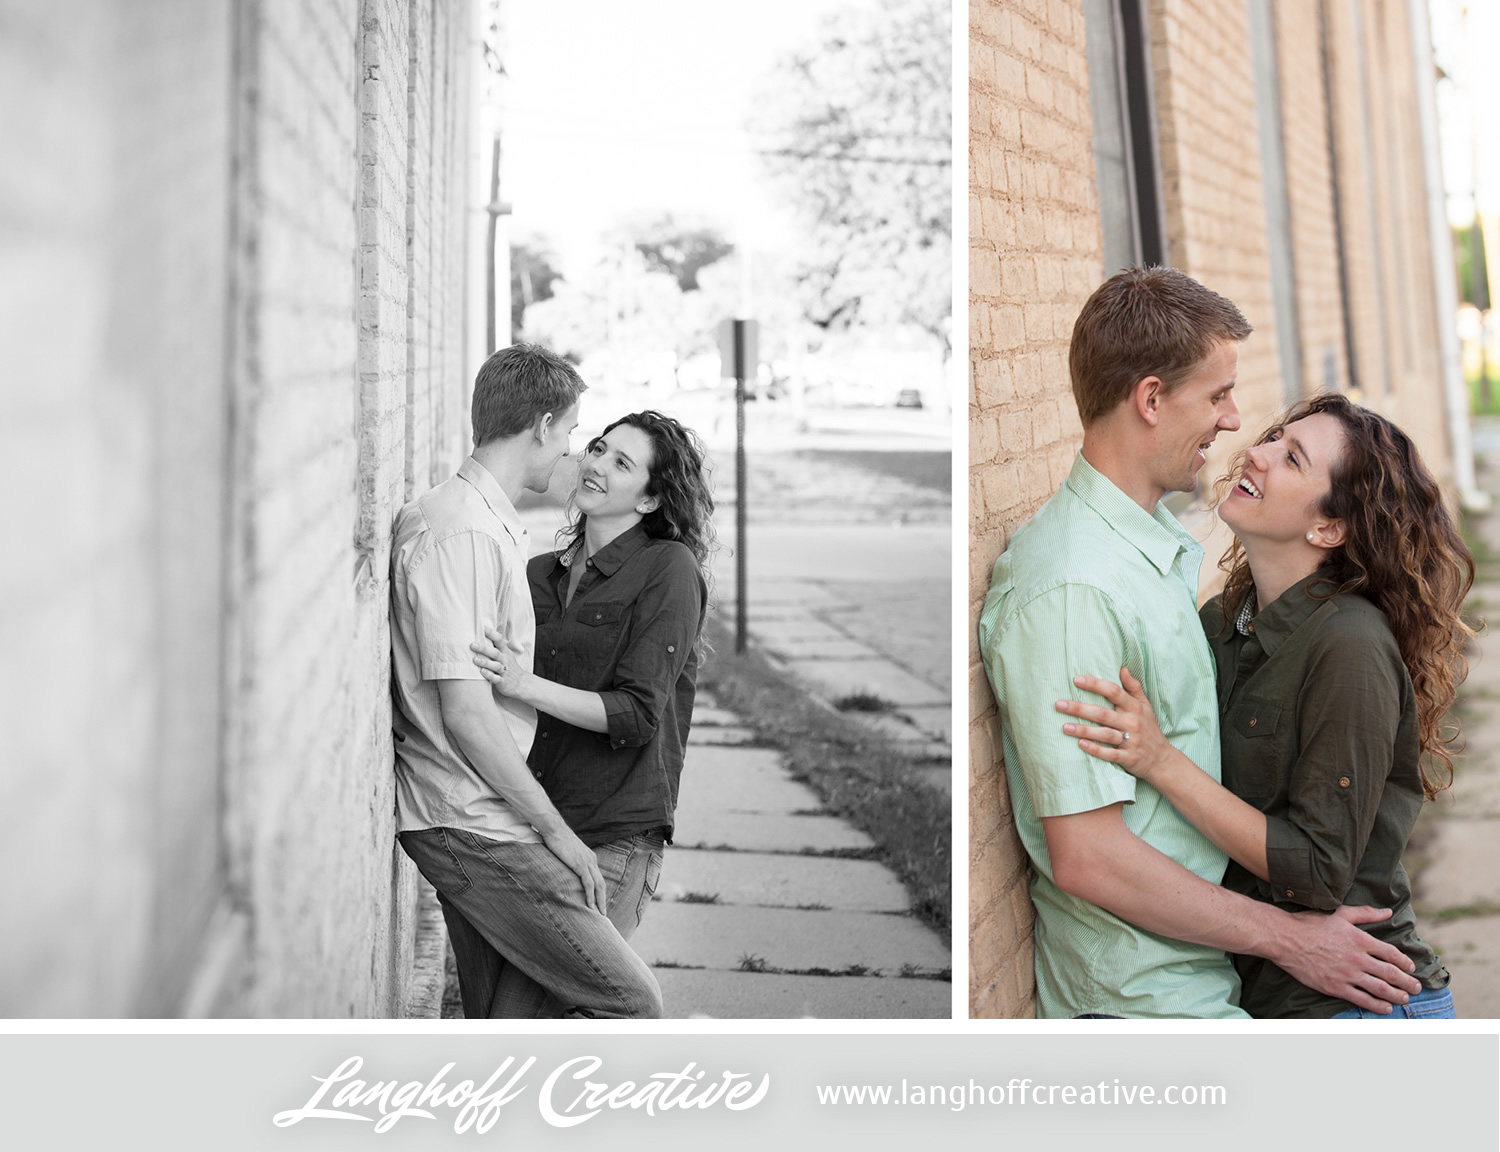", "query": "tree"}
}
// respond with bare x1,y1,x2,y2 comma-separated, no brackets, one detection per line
521,216,740,380
522,245,689,370
622,214,736,292
510,239,563,338
753,0,951,355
